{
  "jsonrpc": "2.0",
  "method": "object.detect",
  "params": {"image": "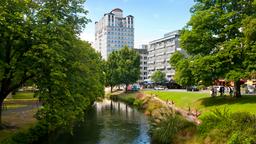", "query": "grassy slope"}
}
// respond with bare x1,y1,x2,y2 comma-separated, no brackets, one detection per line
11,92,35,99
144,90,256,115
